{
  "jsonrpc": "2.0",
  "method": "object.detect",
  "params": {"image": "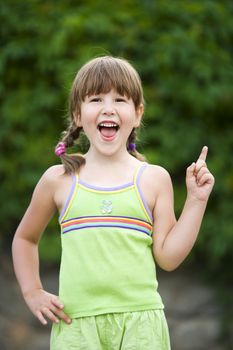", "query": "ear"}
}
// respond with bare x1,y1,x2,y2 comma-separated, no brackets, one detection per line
134,103,144,128
73,111,82,127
